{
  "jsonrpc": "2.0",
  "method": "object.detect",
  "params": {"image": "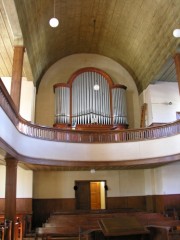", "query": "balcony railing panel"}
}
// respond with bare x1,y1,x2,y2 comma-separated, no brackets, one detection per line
0,79,180,144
